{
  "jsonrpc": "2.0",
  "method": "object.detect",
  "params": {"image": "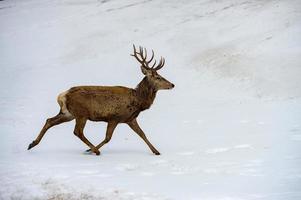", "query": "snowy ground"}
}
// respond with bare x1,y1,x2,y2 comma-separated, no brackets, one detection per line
1,0,301,199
